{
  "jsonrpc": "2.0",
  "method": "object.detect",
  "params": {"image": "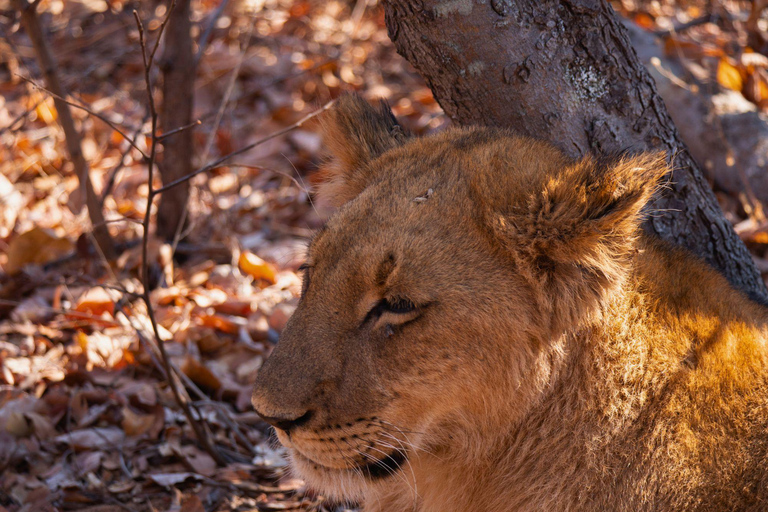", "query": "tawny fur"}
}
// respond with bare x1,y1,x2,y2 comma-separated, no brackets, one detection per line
252,95,768,511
